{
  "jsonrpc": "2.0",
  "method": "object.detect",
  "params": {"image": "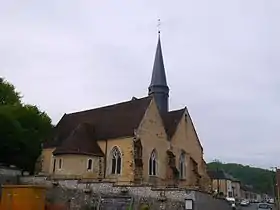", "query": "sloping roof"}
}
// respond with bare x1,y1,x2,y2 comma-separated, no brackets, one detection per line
46,95,204,157
53,122,104,156
241,184,254,191
162,108,185,138
45,97,153,152
162,107,203,150
185,108,203,151
44,113,71,148
208,170,226,180
207,170,238,181
228,174,241,182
